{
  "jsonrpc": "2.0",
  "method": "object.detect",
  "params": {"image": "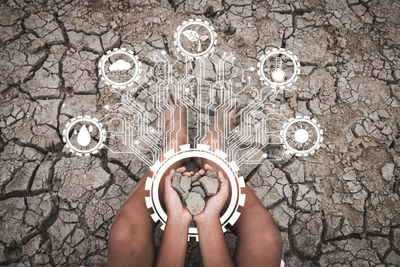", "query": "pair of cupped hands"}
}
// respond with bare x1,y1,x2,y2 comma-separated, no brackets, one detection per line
164,164,230,224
